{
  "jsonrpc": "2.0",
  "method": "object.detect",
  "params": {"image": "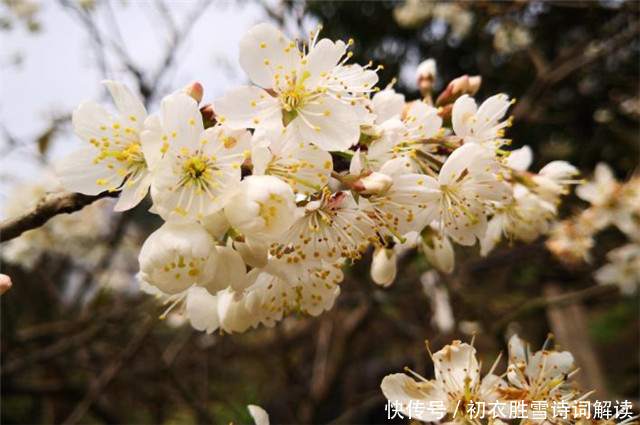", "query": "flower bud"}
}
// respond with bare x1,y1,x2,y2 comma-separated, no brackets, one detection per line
370,247,397,287
436,75,482,106
467,76,482,96
360,124,384,139
224,175,297,242
0,274,12,295
422,229,454,274
416,58,436,98
359,172,394,196
181,81,203,103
